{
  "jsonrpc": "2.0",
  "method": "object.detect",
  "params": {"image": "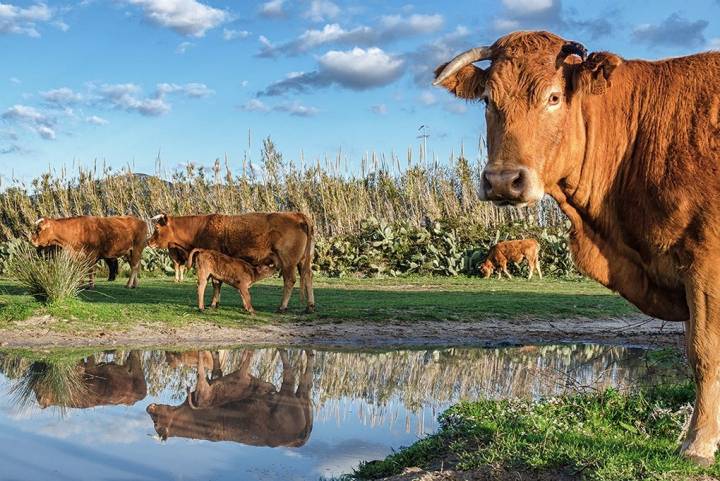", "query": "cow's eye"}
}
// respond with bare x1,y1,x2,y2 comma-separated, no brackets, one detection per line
548,92,561,106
